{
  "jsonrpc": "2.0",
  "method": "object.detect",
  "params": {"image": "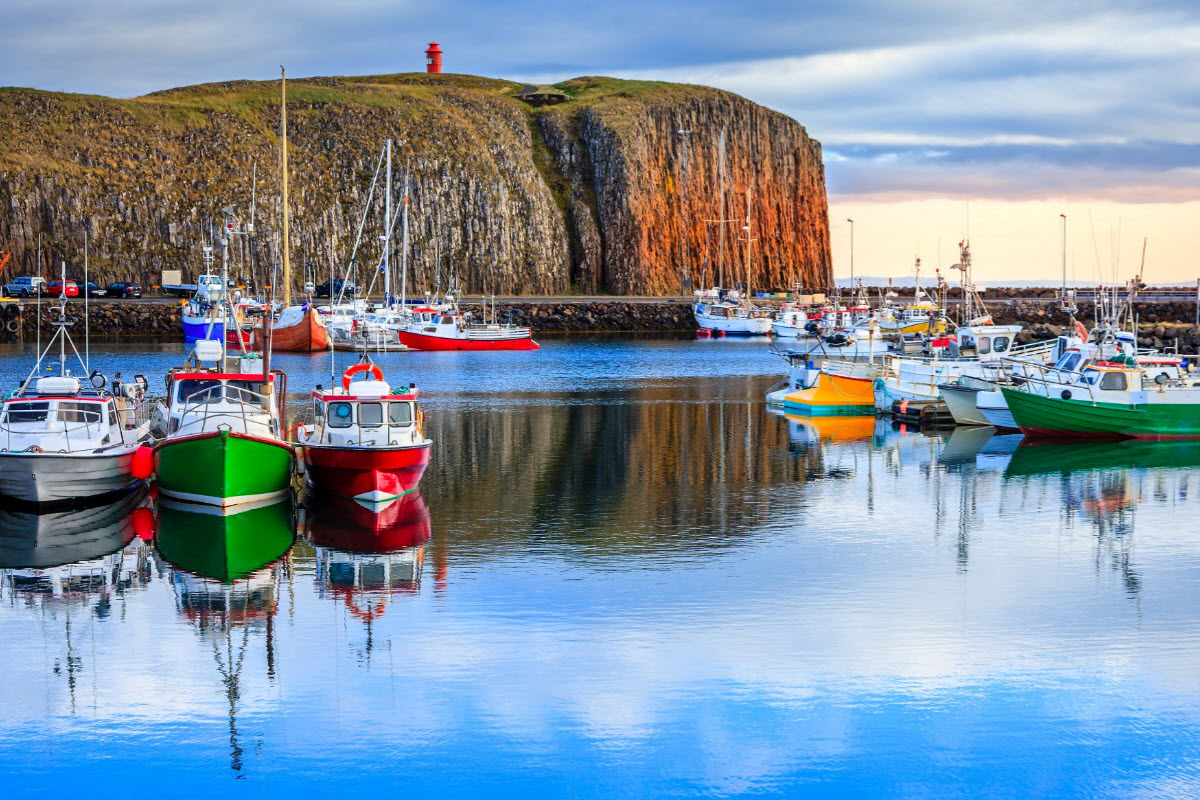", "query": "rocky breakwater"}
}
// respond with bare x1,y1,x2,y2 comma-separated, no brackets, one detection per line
992,299,1200,354
461,301,695,332
0,74,830,299
0,300,181,340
